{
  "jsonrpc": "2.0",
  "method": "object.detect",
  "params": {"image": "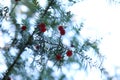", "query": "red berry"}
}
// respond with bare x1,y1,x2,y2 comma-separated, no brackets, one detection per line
21,26,26,31
41,27,46,32
60,29,65,35
35,45,40,49
38,23,46,28
66,50,72,57
58,26,65,35
38,23,46,32
56,54,62,60
58,26,64,31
